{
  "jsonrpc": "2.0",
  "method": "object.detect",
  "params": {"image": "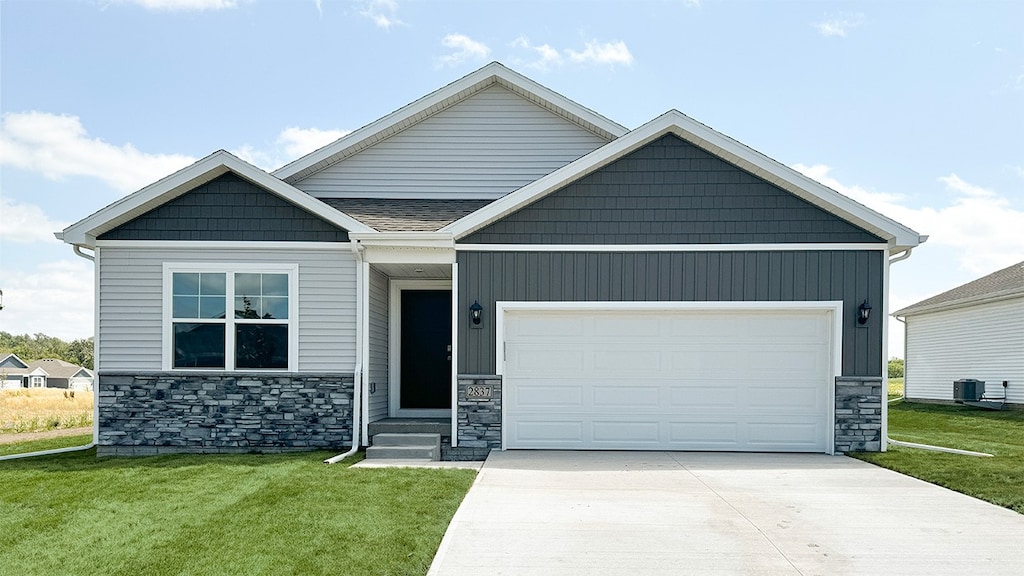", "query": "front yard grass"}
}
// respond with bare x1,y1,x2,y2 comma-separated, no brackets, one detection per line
851,401,1024,514
0,449,476,575
0,433,93,457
